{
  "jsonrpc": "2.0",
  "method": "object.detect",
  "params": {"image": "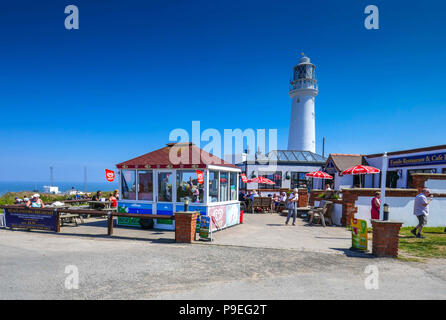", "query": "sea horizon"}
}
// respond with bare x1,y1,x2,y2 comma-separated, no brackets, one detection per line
0,180,119,196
